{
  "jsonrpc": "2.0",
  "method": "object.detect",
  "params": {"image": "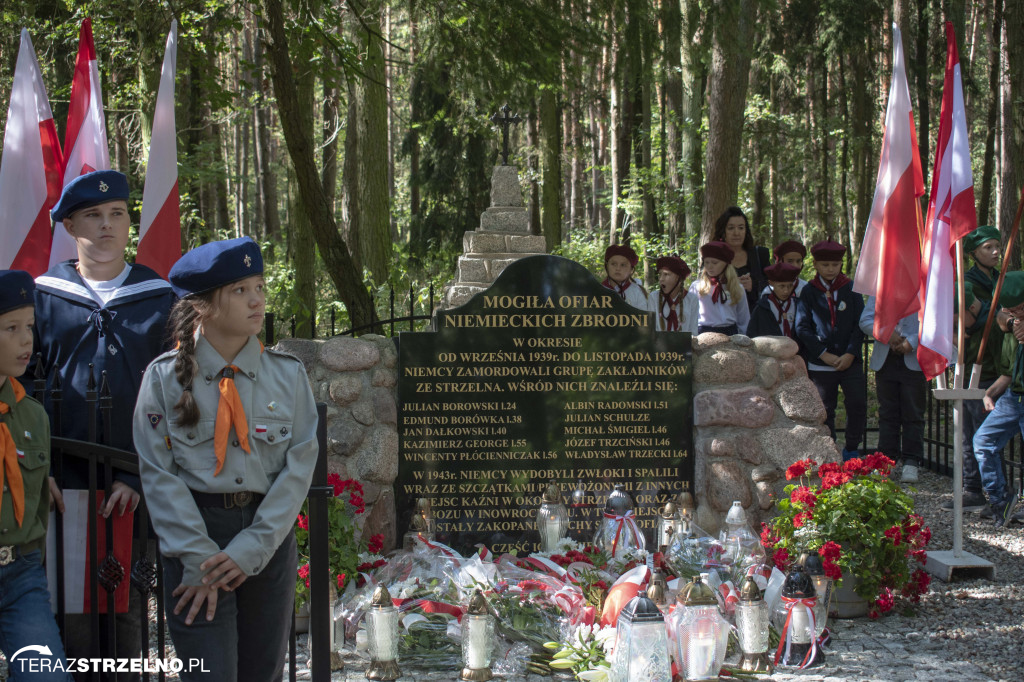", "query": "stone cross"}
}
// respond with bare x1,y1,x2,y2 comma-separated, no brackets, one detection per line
490,104,522,165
